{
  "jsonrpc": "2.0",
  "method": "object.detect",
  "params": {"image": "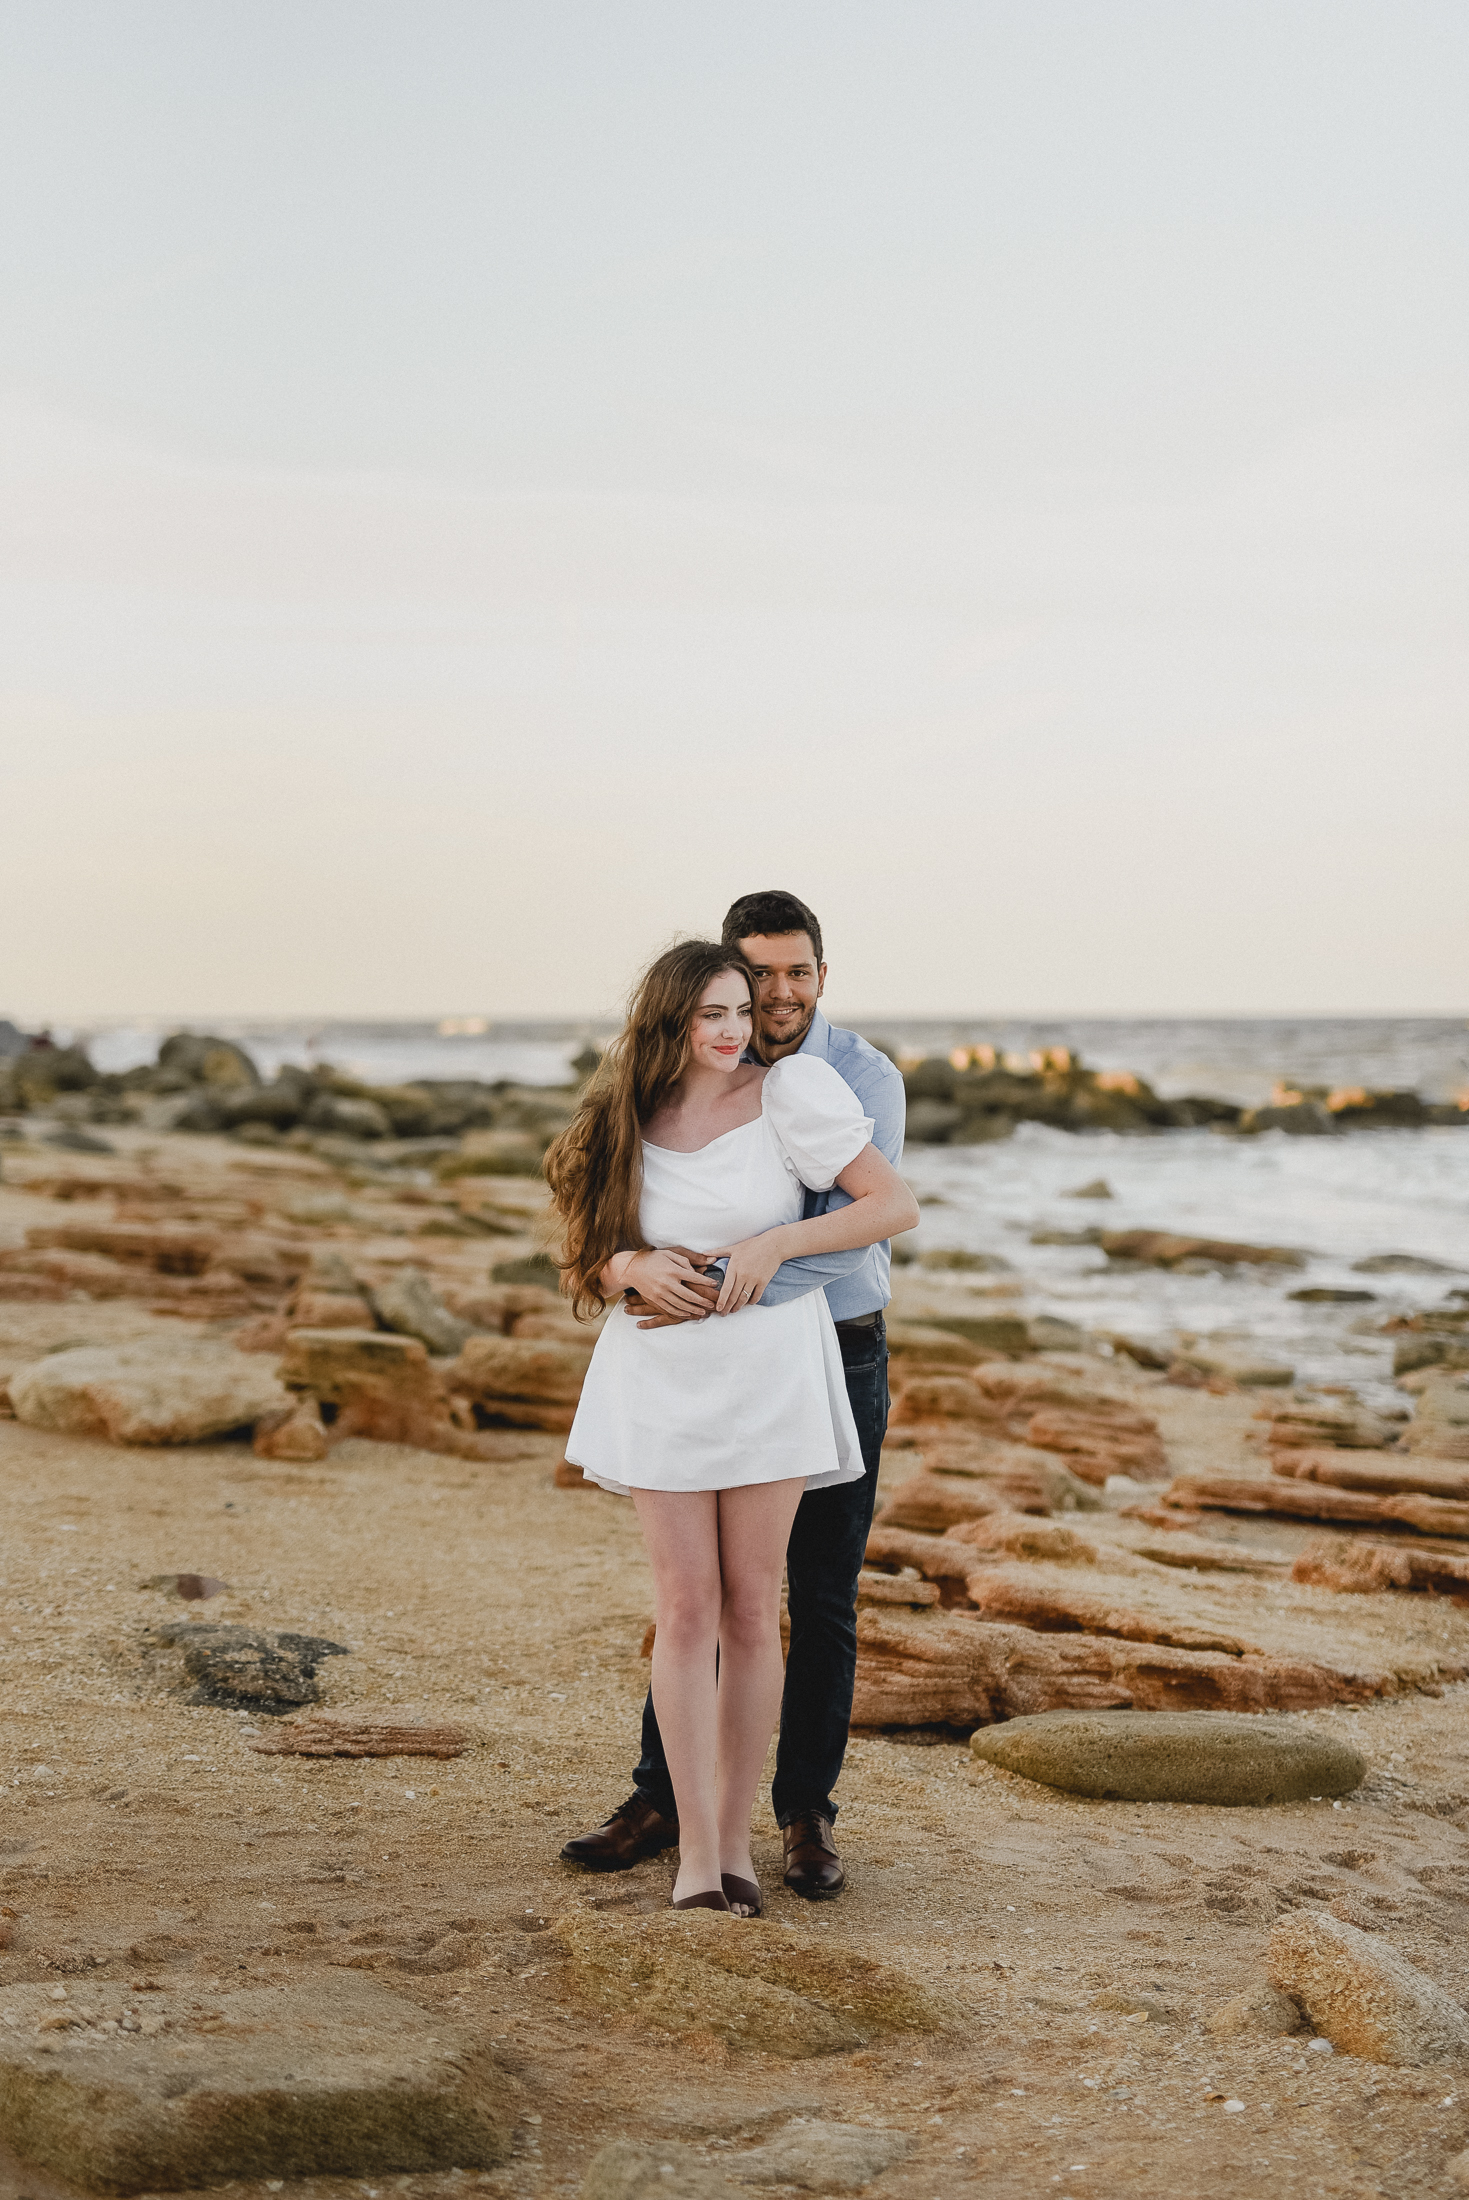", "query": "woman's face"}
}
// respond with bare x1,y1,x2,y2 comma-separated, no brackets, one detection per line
687,969,753,1075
